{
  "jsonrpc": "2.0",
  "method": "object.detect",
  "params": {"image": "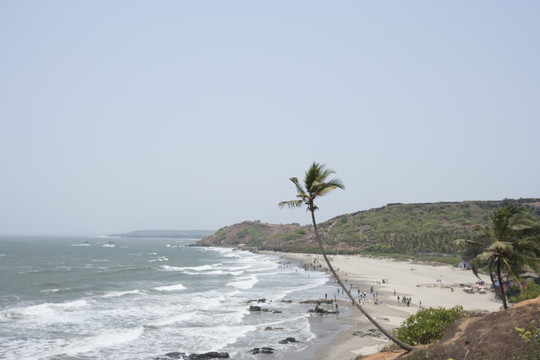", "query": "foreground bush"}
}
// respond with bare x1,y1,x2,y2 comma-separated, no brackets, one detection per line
508,281,540,304
394,306,468,345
